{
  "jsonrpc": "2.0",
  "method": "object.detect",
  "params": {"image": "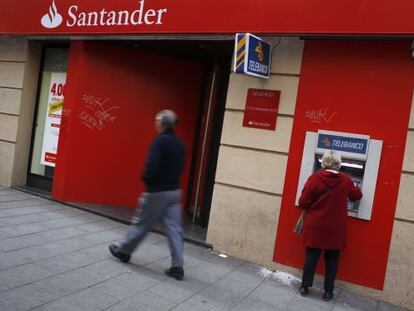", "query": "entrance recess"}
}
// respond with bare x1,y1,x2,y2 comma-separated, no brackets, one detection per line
52,41,205,207
26,39,231,242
